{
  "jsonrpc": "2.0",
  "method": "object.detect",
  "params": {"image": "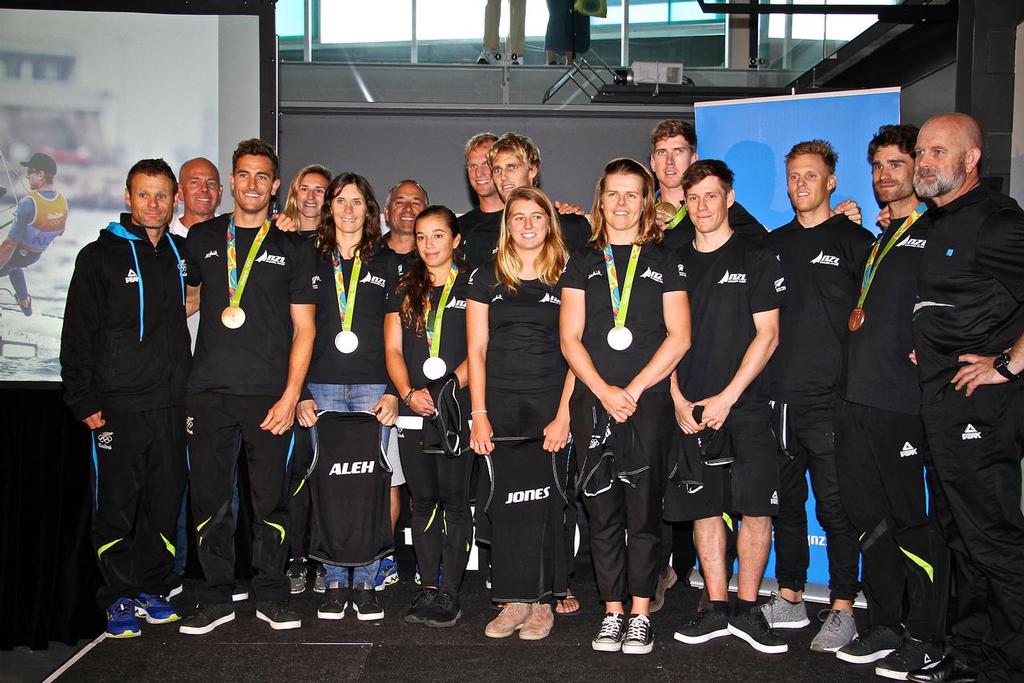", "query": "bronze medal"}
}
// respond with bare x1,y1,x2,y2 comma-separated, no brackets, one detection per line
848,307,865,332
